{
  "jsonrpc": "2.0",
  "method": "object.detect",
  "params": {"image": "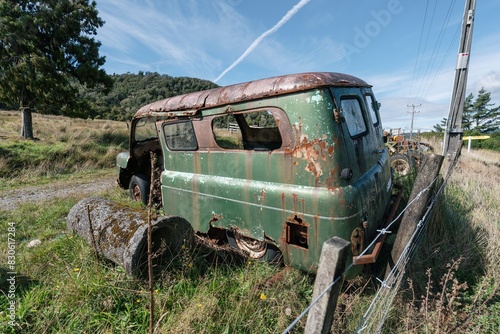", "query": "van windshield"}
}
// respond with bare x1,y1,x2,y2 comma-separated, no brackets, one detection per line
341,98,367,137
